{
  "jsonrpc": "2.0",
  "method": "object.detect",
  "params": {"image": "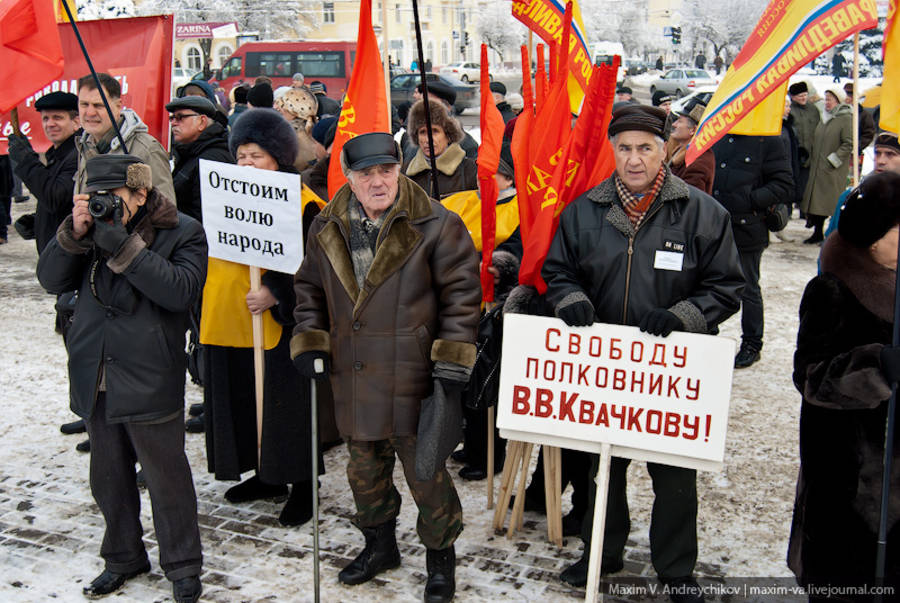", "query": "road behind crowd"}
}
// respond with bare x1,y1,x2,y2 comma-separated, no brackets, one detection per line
1,193,821,601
